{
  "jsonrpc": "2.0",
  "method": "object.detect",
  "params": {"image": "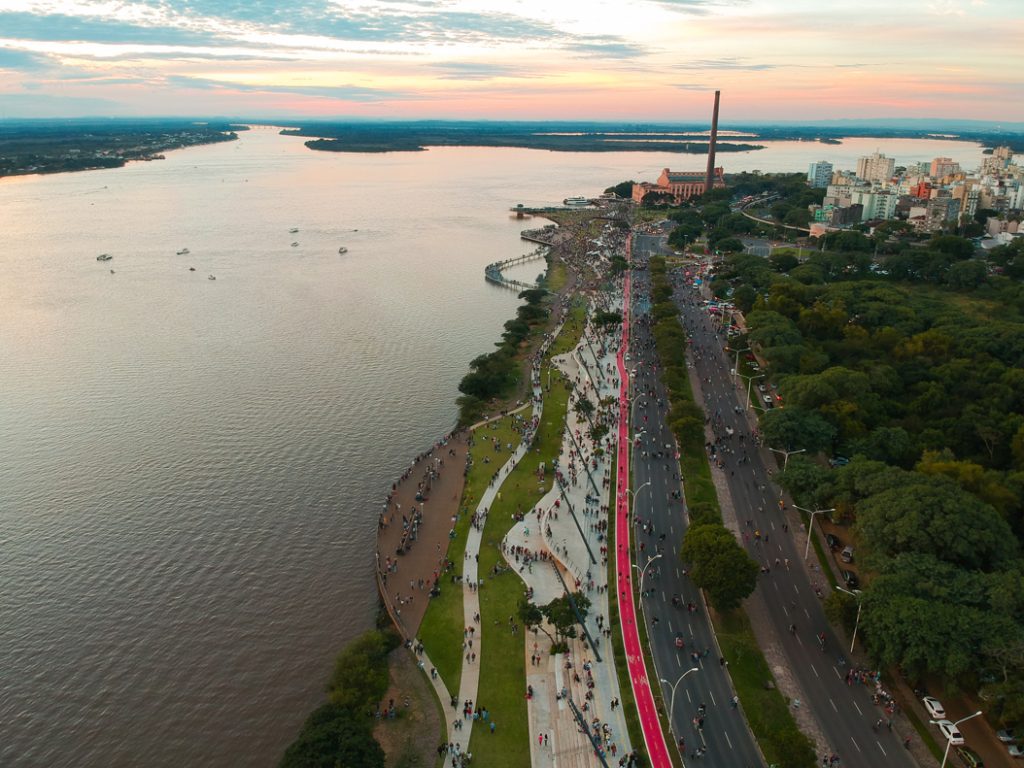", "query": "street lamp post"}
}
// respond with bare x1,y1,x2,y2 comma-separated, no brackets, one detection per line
769,447,807,475
660,667,700,733
794,505,836,560
632,553,663,597
932,711,983,768
736,372,765,409
731,347,751,383
835,585,863,653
